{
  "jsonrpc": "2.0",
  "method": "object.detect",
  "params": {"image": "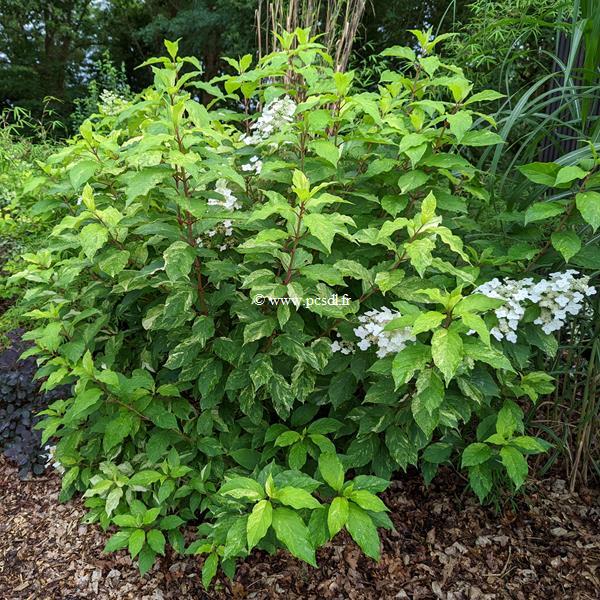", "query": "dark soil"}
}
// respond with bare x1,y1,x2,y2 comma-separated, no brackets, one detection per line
0,457,598,599
0,295,15,317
